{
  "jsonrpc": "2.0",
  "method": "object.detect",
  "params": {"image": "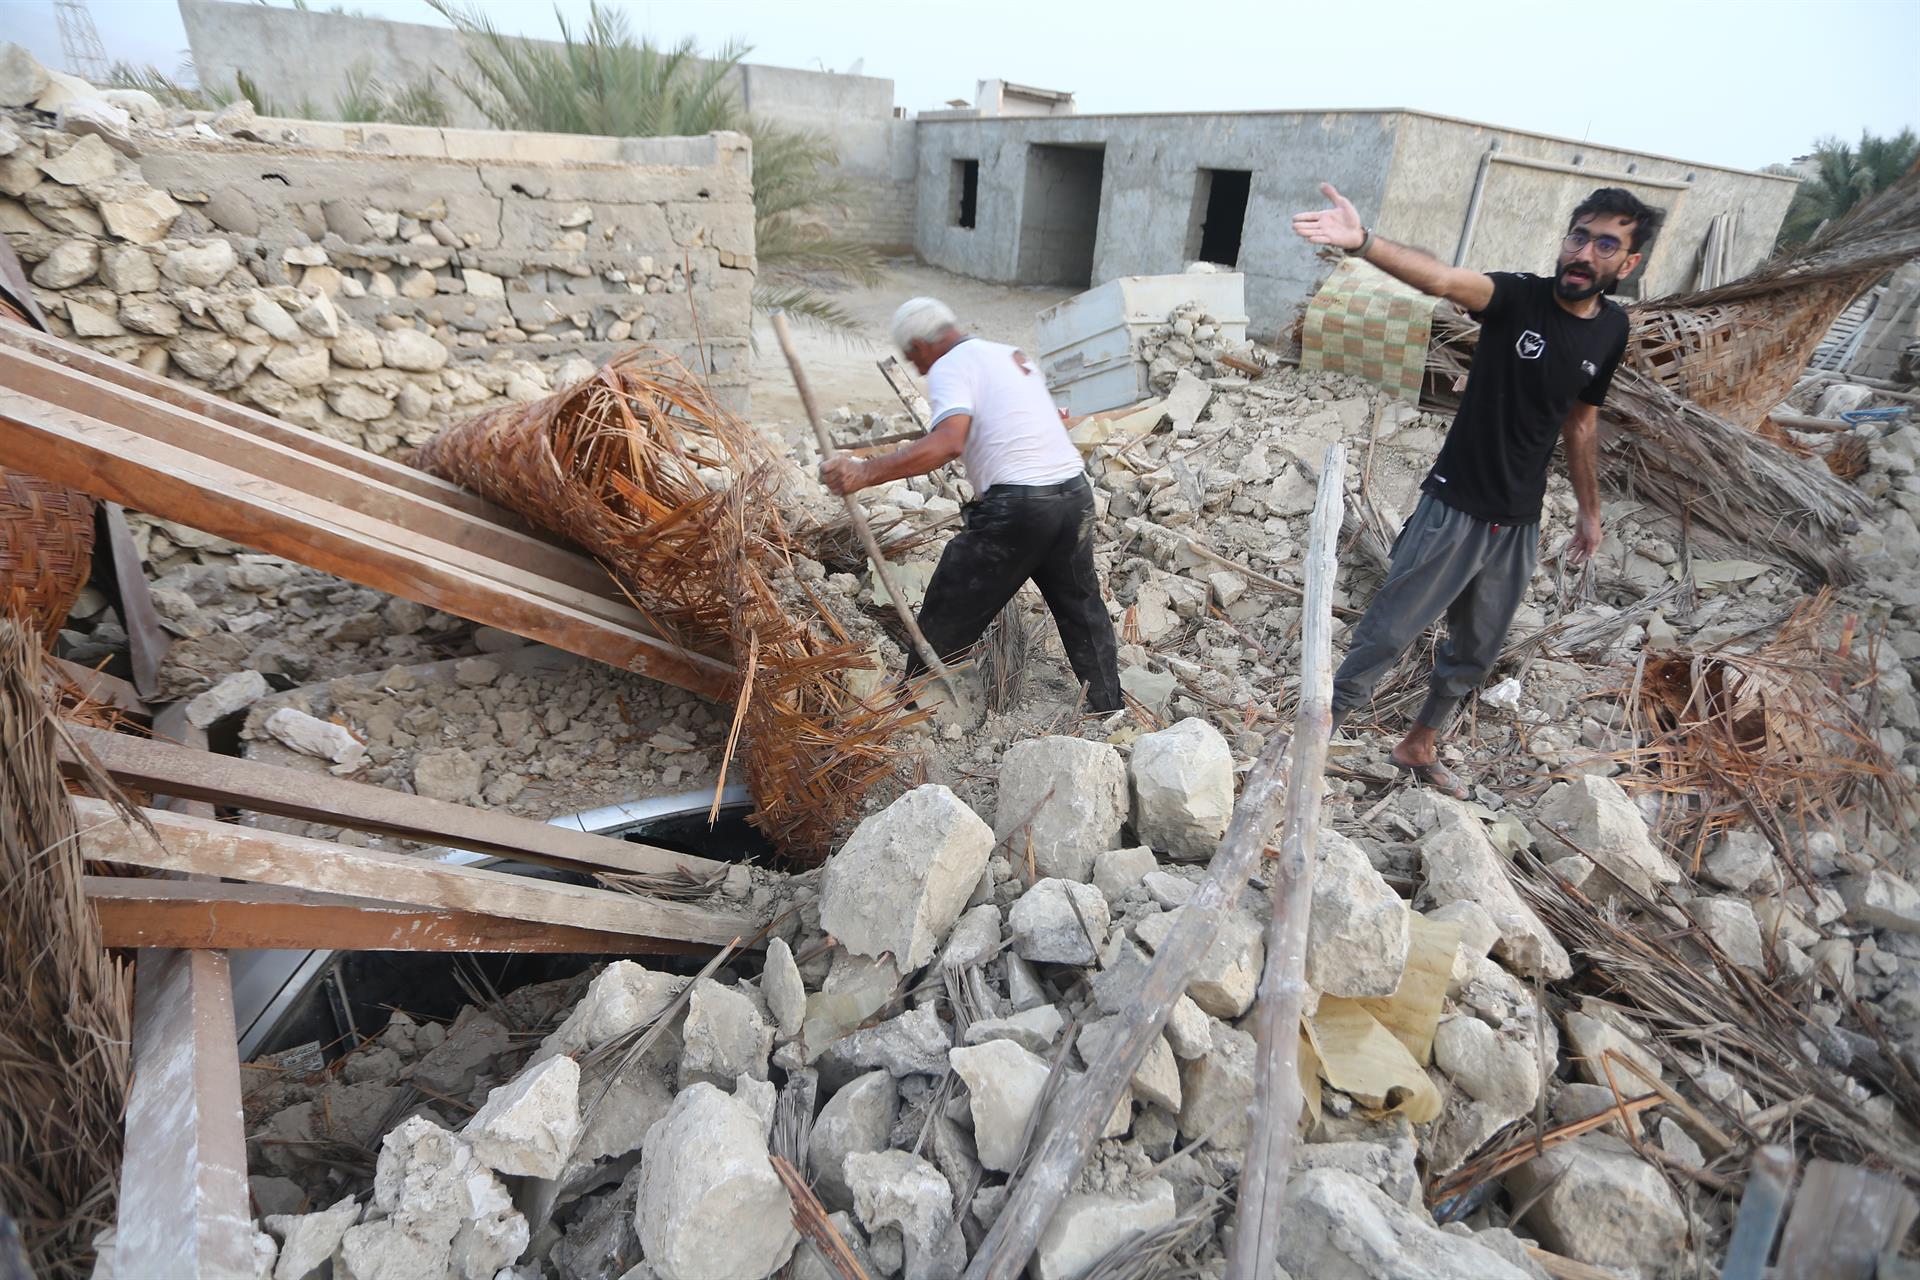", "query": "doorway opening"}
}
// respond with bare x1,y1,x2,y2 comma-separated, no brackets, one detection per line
1187,168,1252,267
1015,143,1104,287
951,158,979,229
